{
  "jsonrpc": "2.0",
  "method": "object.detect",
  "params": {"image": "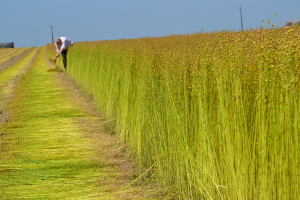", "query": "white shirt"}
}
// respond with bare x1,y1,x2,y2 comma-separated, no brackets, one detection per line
55,37,73,52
